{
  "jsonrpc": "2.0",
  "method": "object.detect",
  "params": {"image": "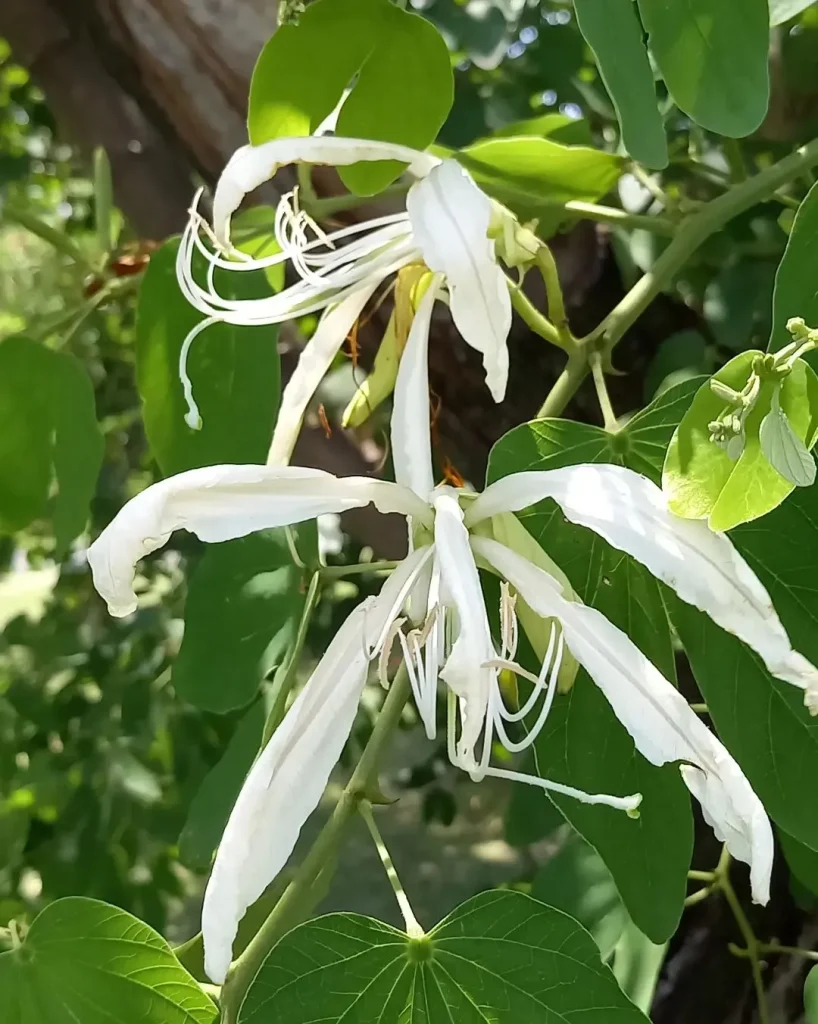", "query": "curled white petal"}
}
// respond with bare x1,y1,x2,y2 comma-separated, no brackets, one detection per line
214,137,440,247
473,534,774,905
468,463,818,711
433,490,496,773
201,544,434,983
407,160,511,402
87,465,430,617
391,275,442,499
268,283,381,466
